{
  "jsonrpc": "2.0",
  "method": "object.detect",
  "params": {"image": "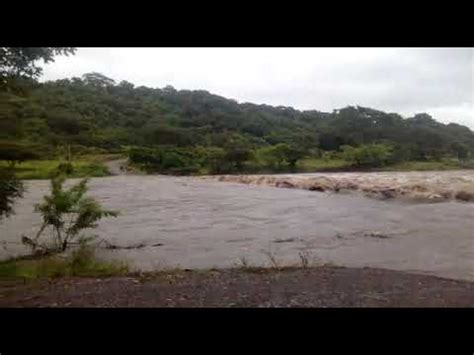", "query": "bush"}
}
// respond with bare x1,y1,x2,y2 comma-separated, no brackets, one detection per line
256,143,306,169
22,175,119,253
0,244,128,280
341,144,394,168
0,166,24,219
194,146,227,173
56,161,74,175
128,146,203,174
